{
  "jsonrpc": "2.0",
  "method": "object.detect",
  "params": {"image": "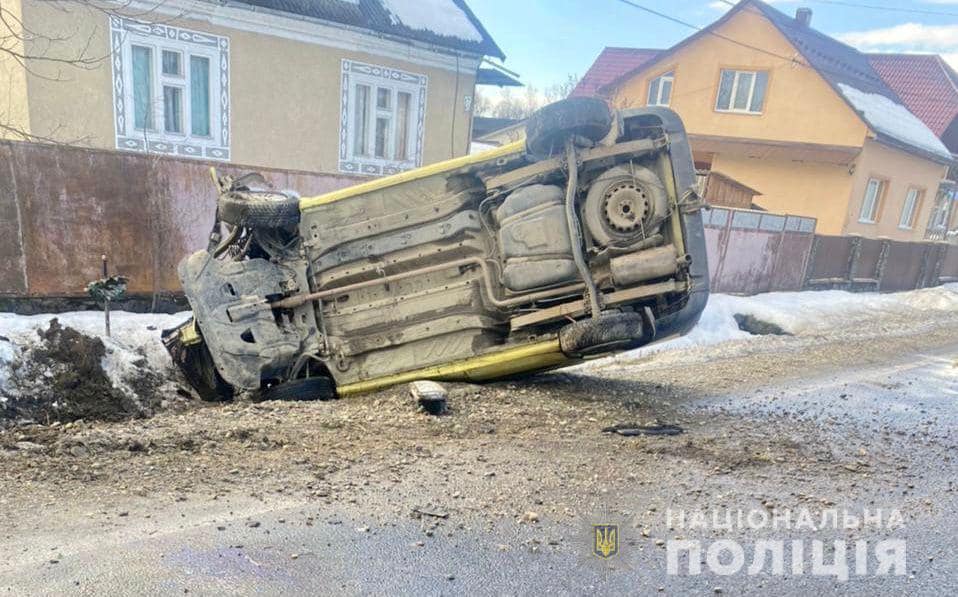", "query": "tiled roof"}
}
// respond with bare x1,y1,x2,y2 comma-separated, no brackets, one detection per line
571,47,661,97
749,1,952,162
868,54,958,138
231,0,504,58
